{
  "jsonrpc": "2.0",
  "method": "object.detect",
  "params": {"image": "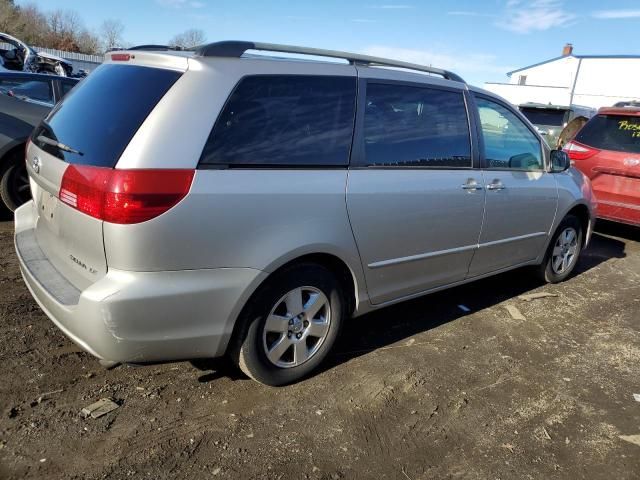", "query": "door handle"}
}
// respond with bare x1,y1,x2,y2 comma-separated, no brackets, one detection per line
461,179,483,191
486,180,505,191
